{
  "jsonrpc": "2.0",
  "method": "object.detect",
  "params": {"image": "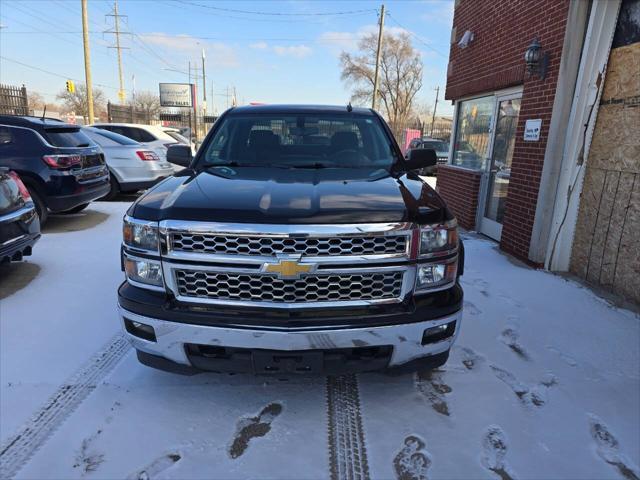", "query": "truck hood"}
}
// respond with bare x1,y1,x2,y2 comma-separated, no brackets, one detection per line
132,167,452,224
